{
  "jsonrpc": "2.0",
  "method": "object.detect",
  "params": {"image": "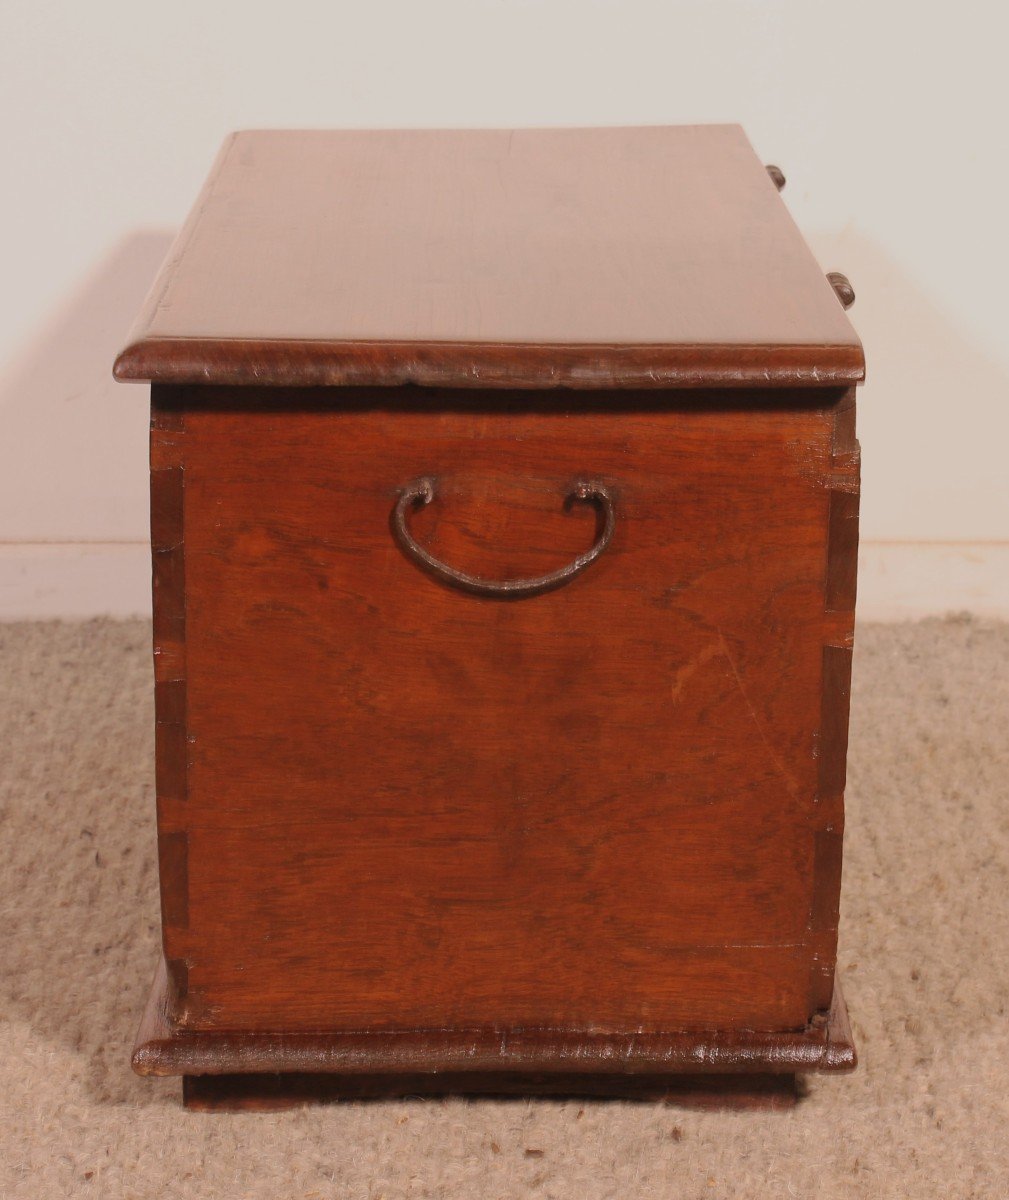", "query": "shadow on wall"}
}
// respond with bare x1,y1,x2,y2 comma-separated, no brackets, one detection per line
804,228,1009,542
0,231,174,544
